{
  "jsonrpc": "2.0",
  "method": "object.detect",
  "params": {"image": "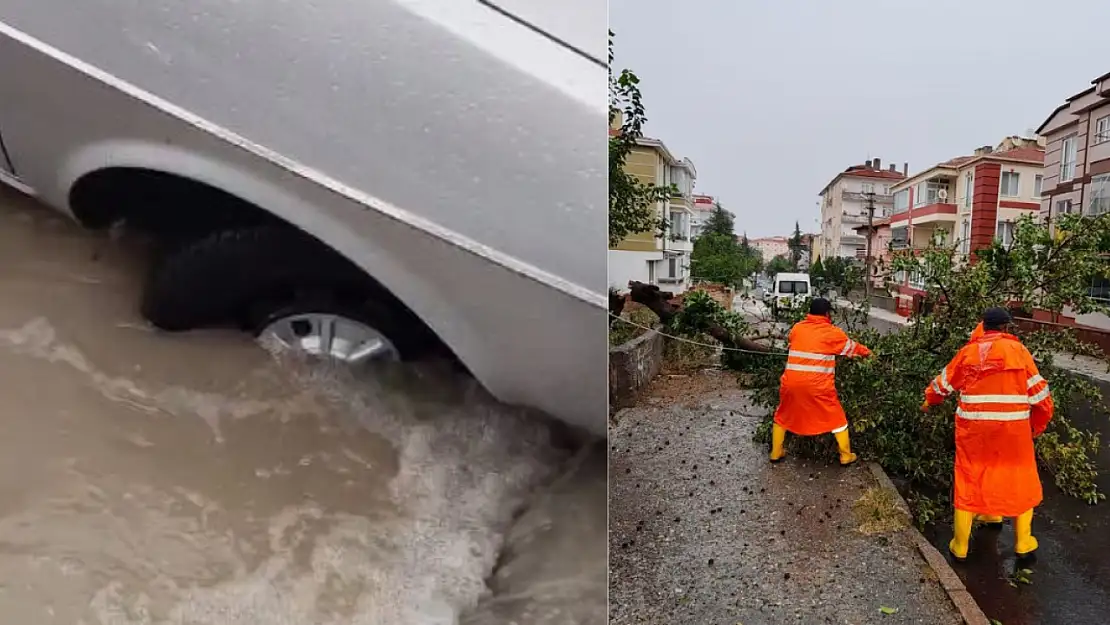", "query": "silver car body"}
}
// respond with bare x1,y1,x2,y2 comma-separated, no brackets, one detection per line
0,0,607,434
